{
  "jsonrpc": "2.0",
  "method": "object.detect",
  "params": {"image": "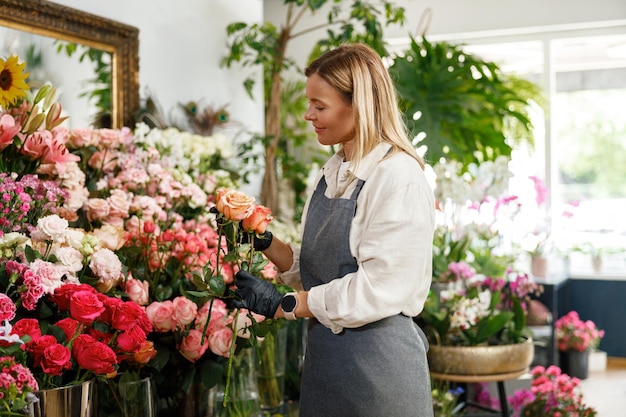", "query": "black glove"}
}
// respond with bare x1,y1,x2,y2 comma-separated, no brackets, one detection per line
233,270,282,318
242,229,273,252
210,206,273,251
